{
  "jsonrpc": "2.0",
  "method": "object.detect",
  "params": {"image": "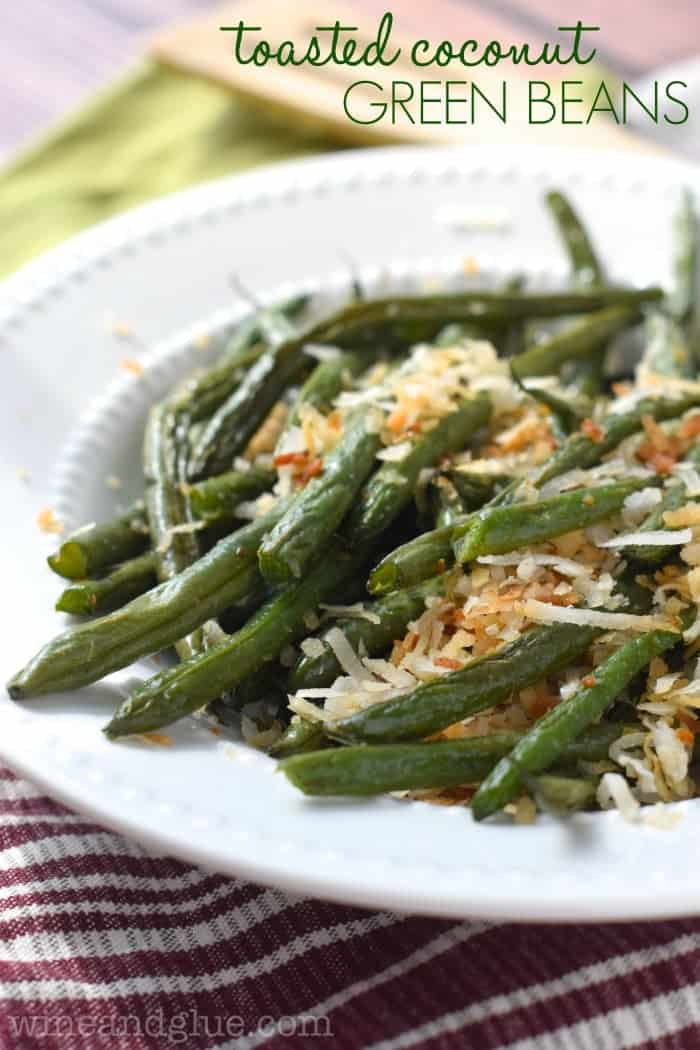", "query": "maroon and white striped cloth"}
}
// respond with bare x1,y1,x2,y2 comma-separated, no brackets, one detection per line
5,3,700,1047
2,764,700,1050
